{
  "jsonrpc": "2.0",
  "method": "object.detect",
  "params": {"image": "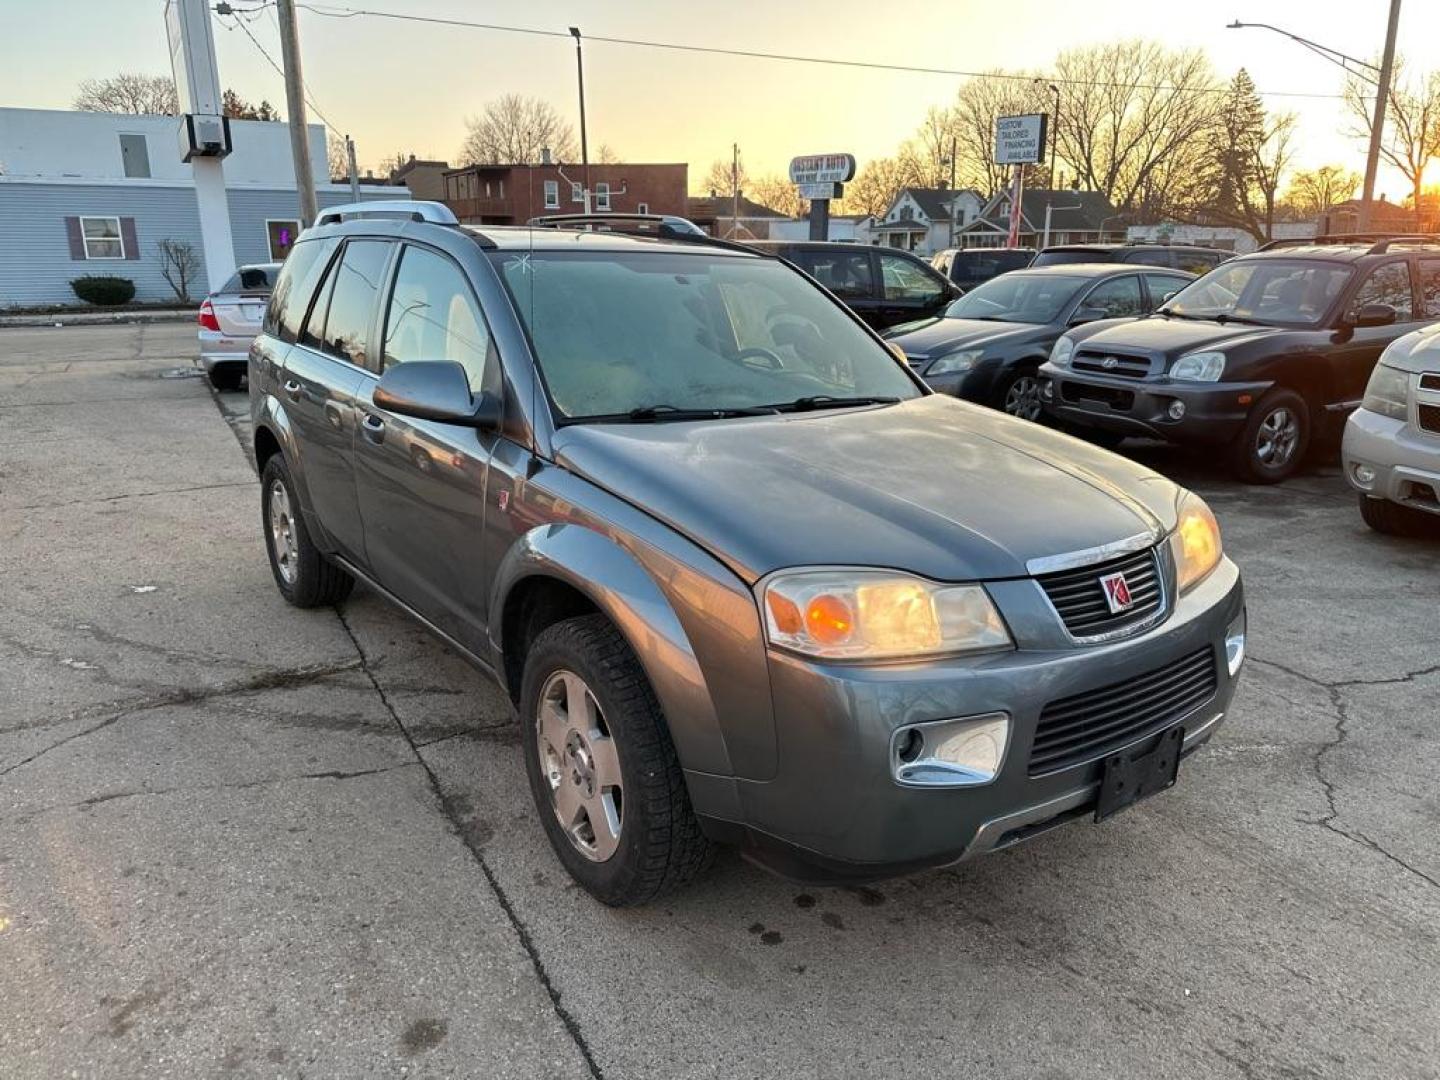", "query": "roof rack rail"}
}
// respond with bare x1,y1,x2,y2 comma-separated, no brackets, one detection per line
1367,235,1440,254
1258,232,1440,253
523,213,767,255
315,200,458,226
